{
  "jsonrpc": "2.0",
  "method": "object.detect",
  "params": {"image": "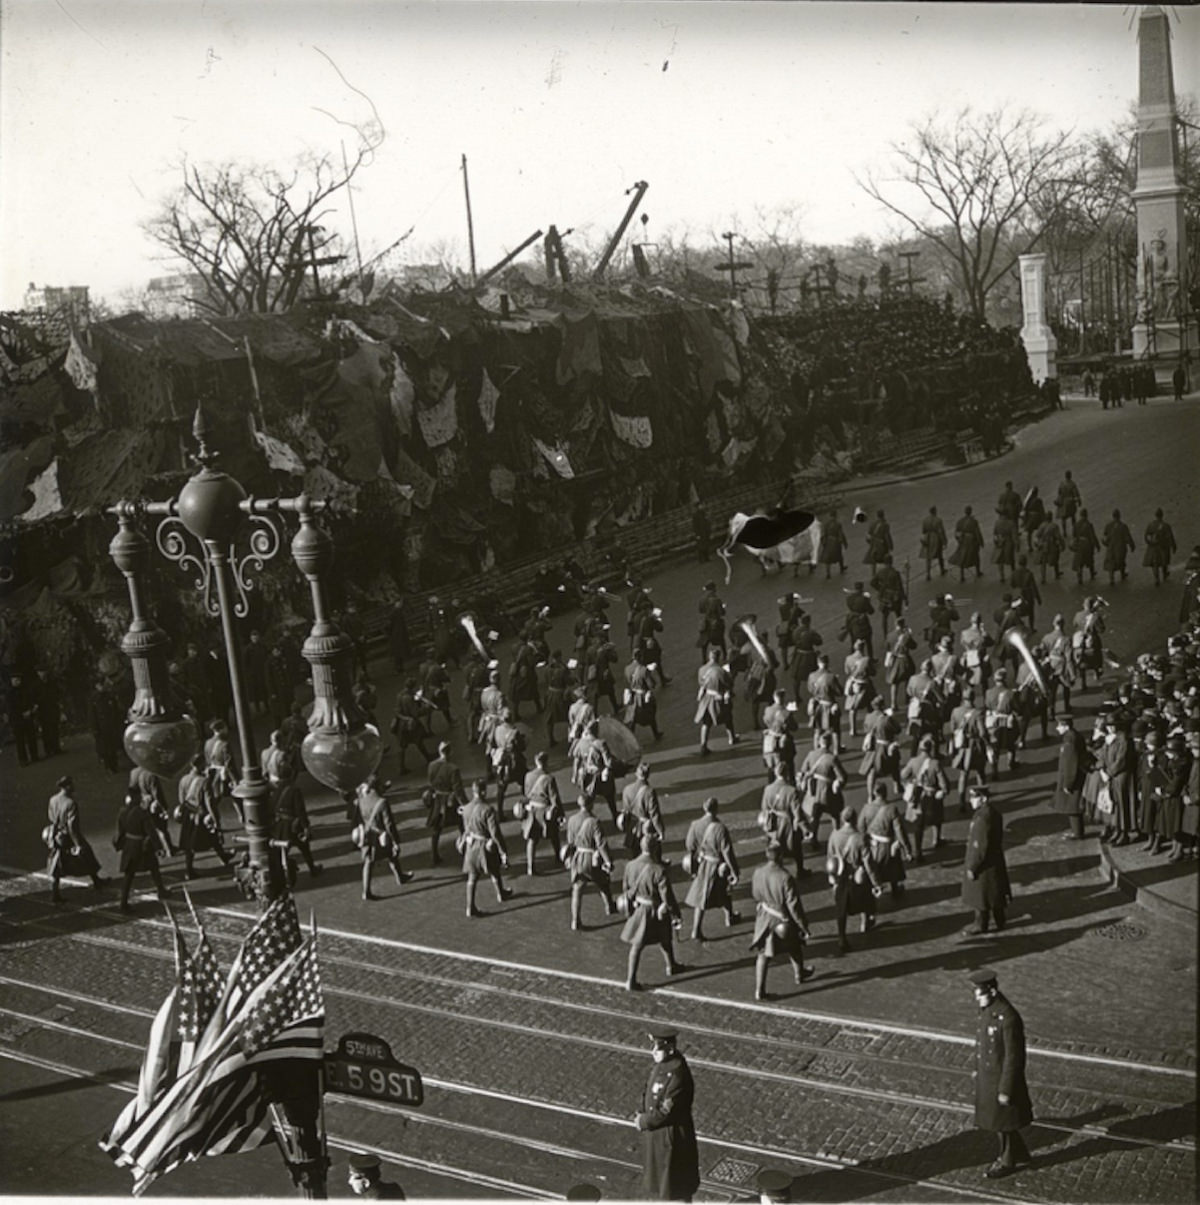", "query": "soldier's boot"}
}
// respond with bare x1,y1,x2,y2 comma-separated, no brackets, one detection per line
602,890,617,916
390,858,414,886
525,840,537,877
690,909,705,943
724,905,740,927
789,956,815,985
465,877,480,918
625,945,642,991
754,955,770,1001
492,874,513,903
570,885,584,931
362,863,376,902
